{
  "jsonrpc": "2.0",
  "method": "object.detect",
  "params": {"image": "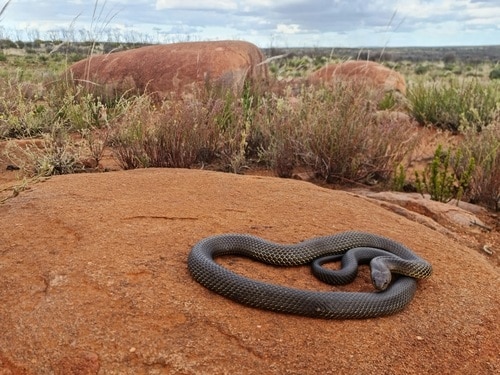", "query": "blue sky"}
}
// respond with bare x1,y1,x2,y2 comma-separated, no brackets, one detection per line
1,0,499,47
